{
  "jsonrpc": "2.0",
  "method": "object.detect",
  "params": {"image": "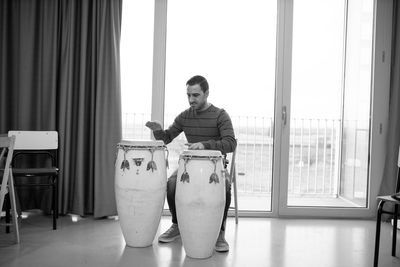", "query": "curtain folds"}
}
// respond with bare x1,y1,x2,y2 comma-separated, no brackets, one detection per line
58,0,122,217
0,0,122,217
379,1,400,198
0,0,60,212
